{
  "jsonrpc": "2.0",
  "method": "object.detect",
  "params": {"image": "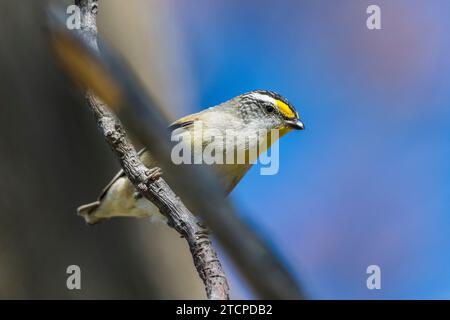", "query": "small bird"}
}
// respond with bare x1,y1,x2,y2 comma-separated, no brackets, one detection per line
78,90,304,224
